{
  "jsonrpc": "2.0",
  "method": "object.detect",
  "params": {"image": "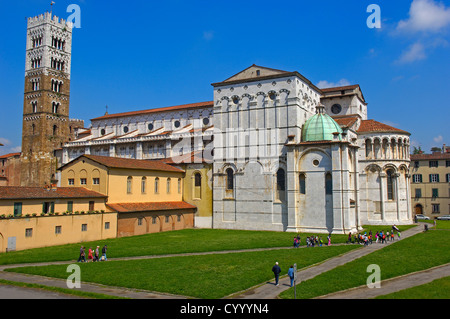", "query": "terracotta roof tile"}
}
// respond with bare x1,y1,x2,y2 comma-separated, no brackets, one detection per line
61,155,185,173
332,116,359,129
107,201,196,213
357,120,410,135
411,153,450,160
0,187,107,200
0,153,21,159
91,101,214,121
